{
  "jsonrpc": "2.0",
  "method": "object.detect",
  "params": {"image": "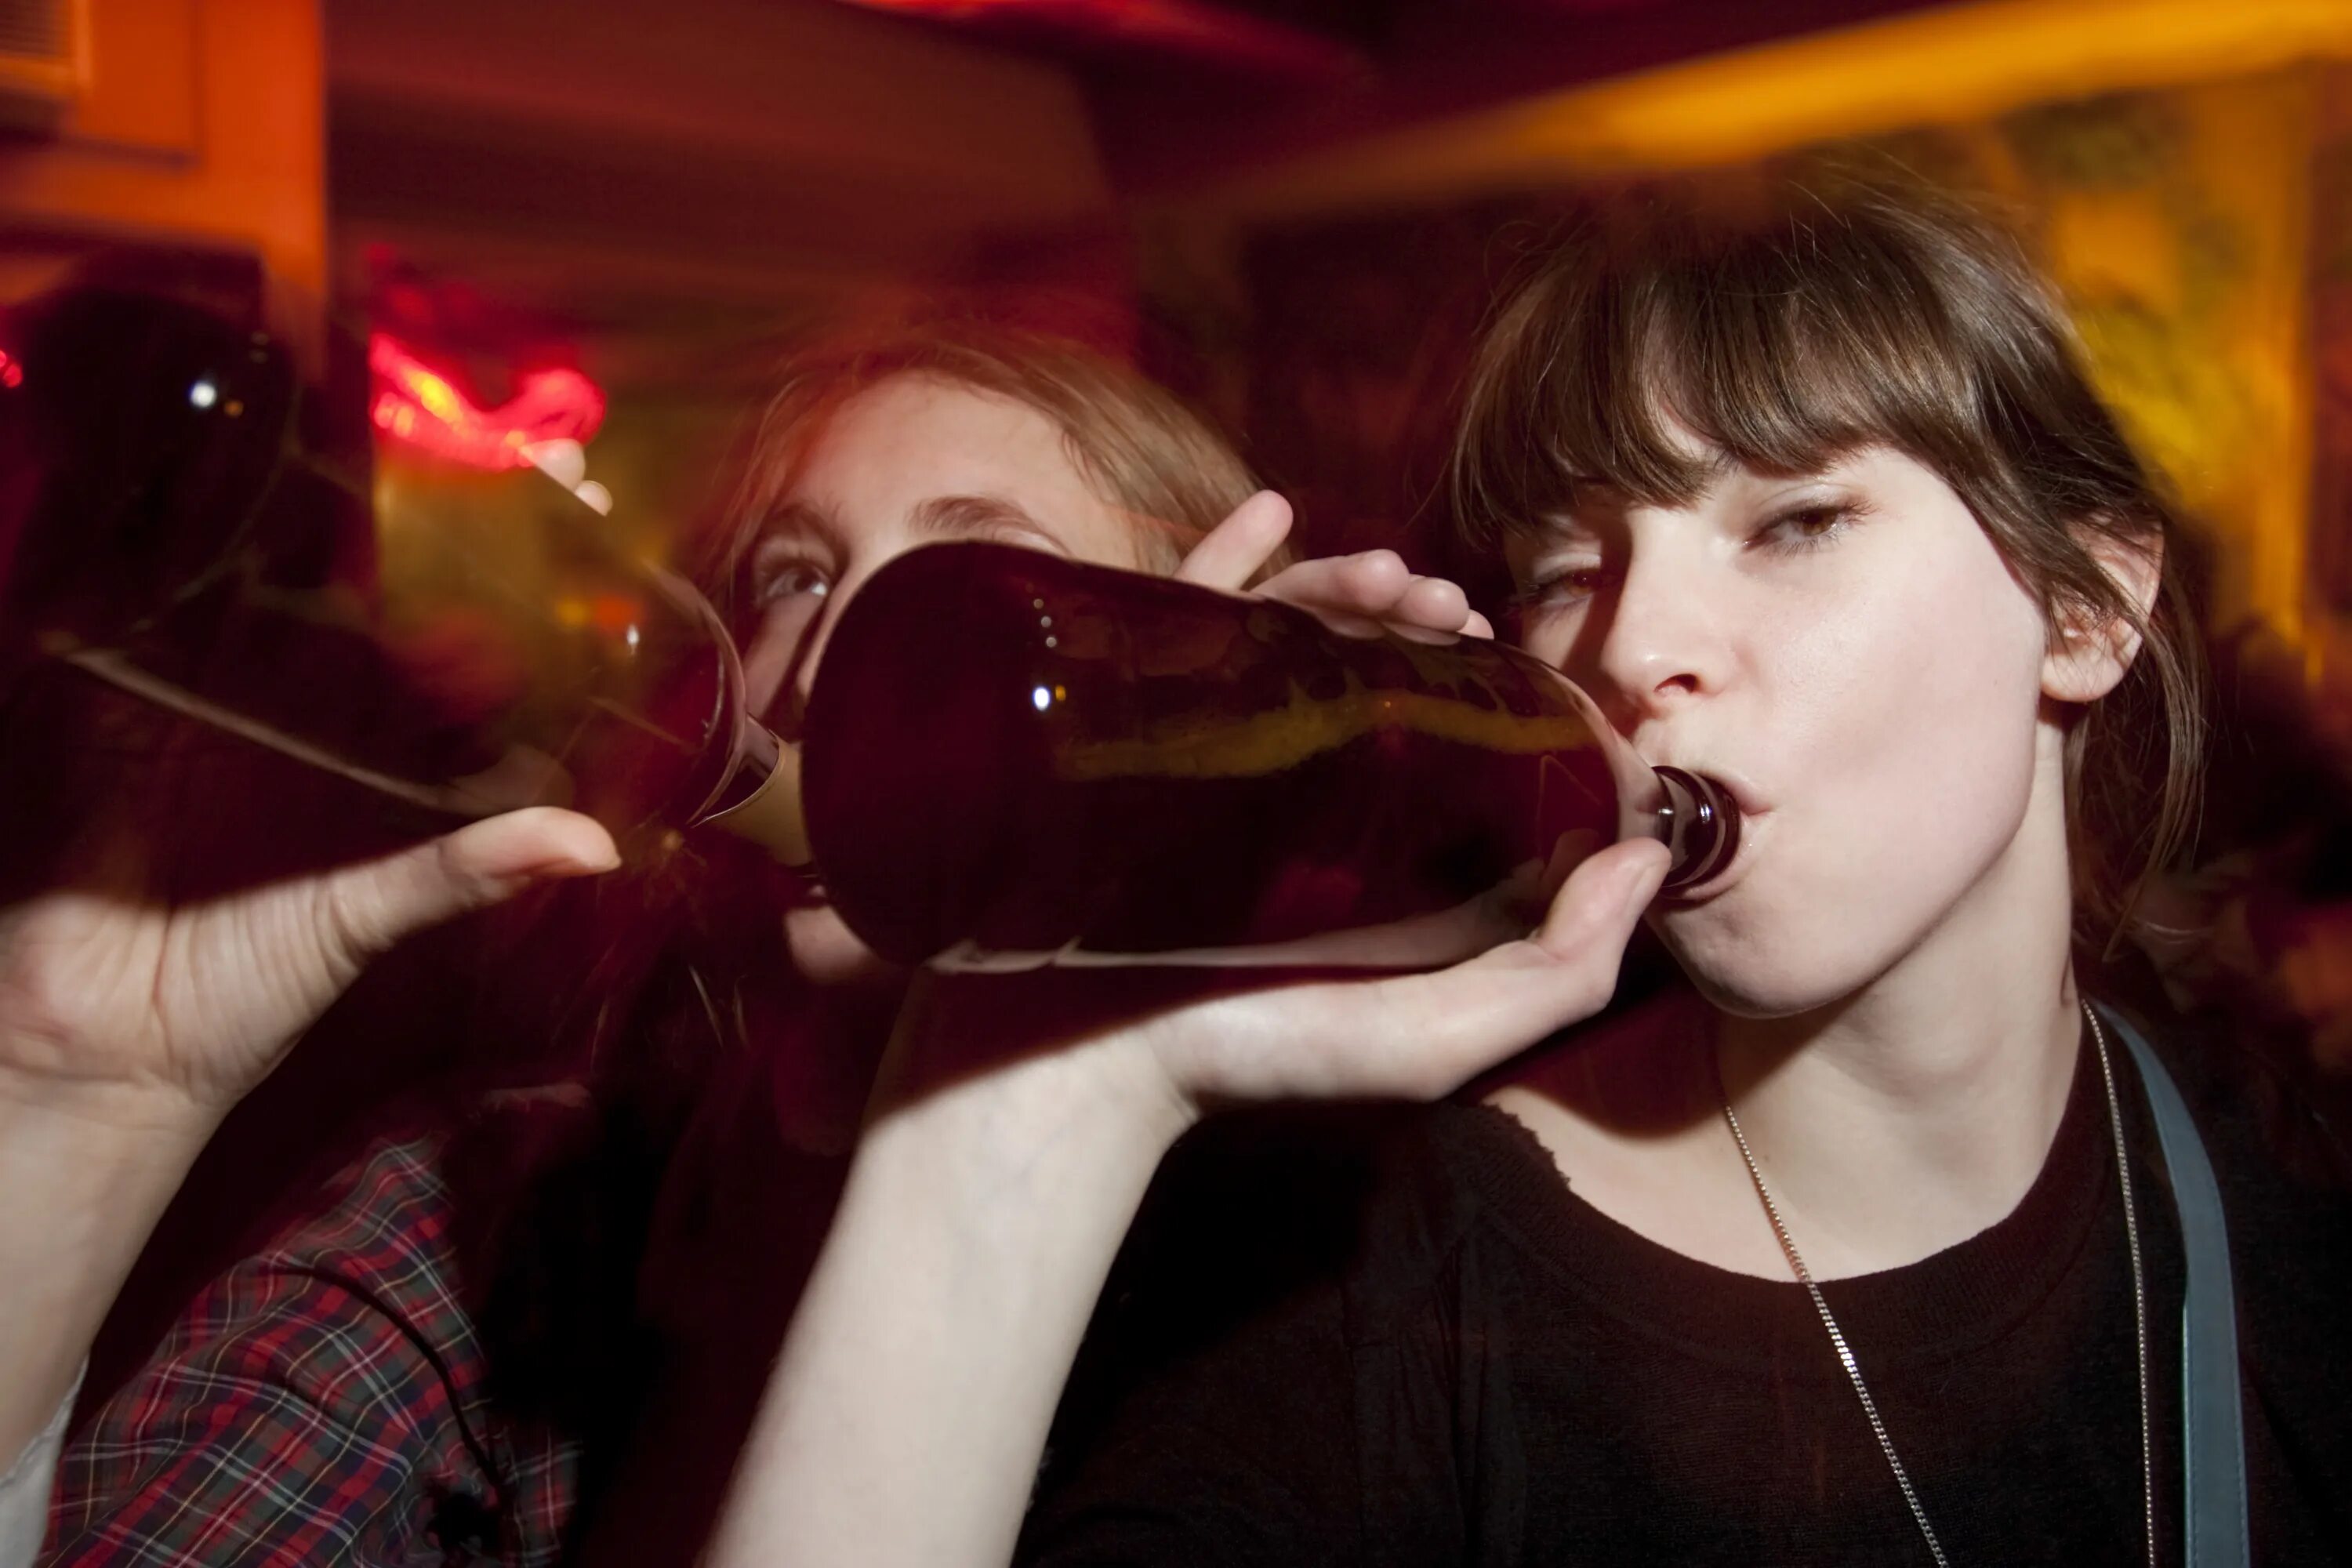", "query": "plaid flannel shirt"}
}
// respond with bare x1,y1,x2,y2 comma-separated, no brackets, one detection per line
43,1129,579,1566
